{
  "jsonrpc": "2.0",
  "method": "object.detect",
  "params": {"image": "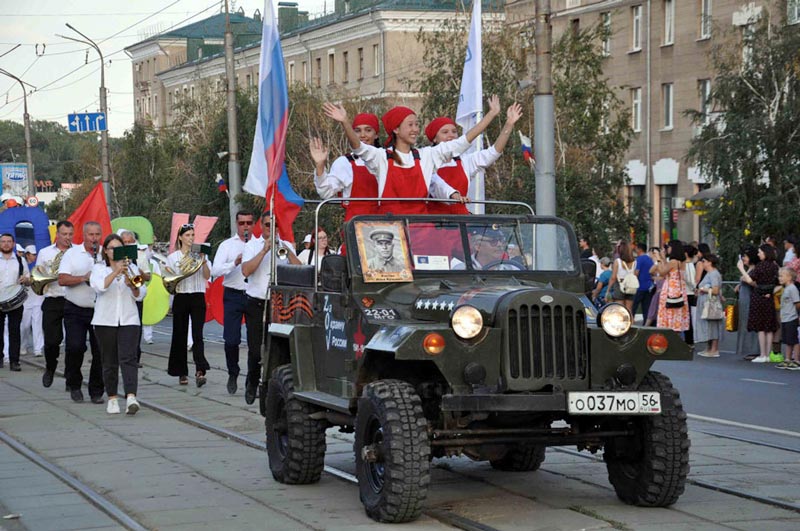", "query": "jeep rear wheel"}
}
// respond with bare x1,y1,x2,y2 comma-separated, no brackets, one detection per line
490,444,546,472
354,380,431,523
265,365,326,484
604,371,690,507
